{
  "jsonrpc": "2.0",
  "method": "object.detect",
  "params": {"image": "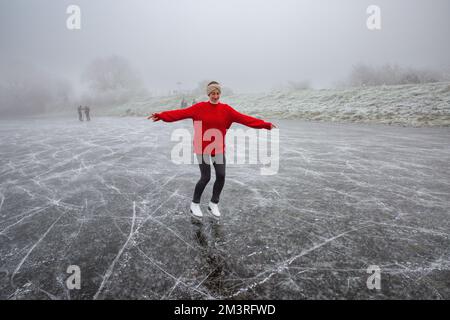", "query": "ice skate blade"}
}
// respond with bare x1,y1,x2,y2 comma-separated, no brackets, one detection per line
190,209,203,219
207,207,220,219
